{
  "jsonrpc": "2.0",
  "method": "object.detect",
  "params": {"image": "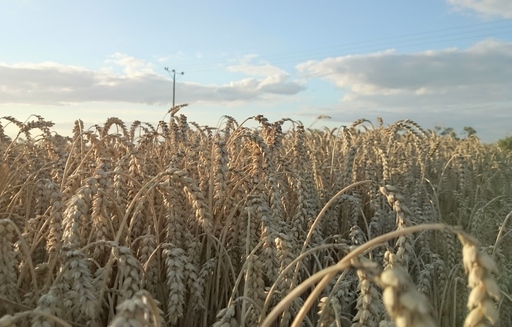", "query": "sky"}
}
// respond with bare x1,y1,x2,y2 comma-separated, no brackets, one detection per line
1,0,511,142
